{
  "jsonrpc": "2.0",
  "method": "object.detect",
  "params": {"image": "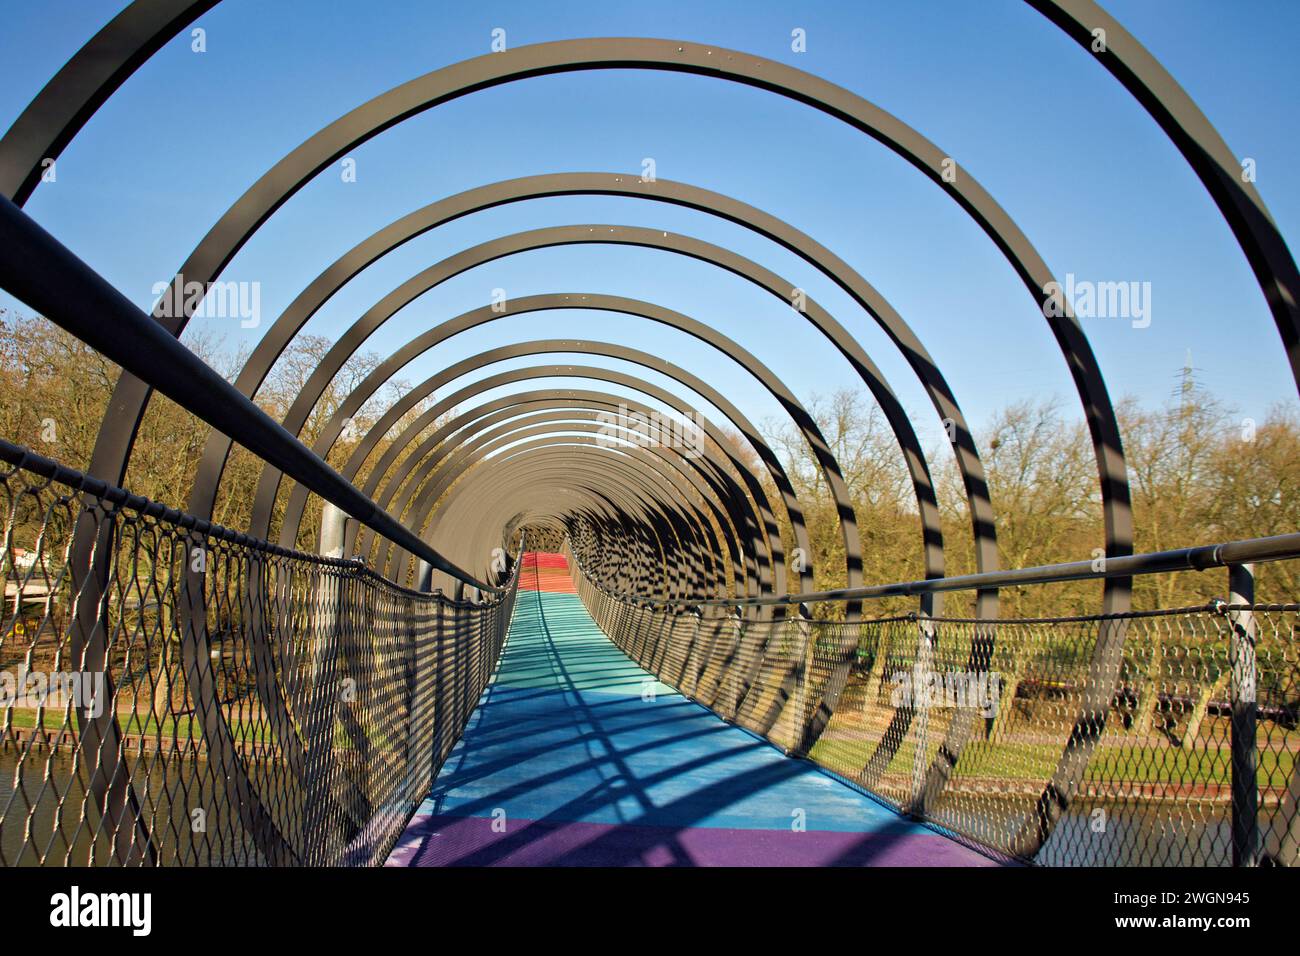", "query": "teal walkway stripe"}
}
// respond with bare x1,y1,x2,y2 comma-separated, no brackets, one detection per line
387,563,1000,866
